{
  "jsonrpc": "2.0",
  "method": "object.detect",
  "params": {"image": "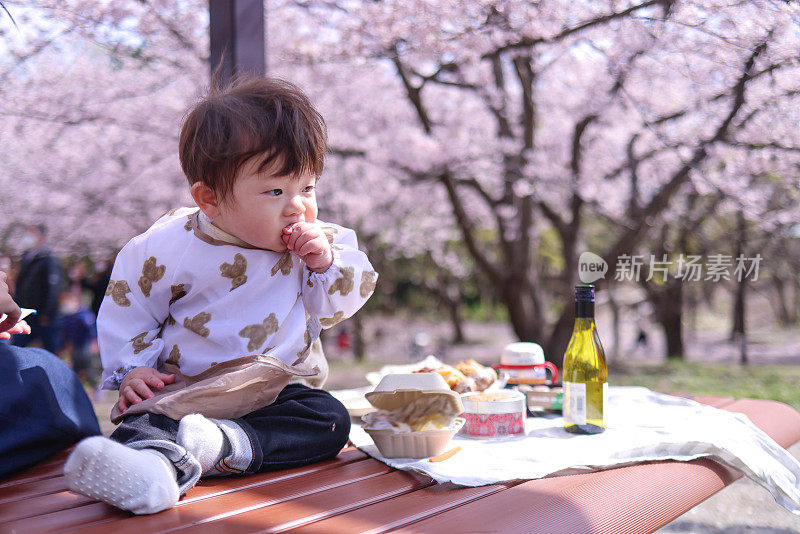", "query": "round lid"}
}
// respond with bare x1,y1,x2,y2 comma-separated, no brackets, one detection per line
365,373,463,415
501,342,545,365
